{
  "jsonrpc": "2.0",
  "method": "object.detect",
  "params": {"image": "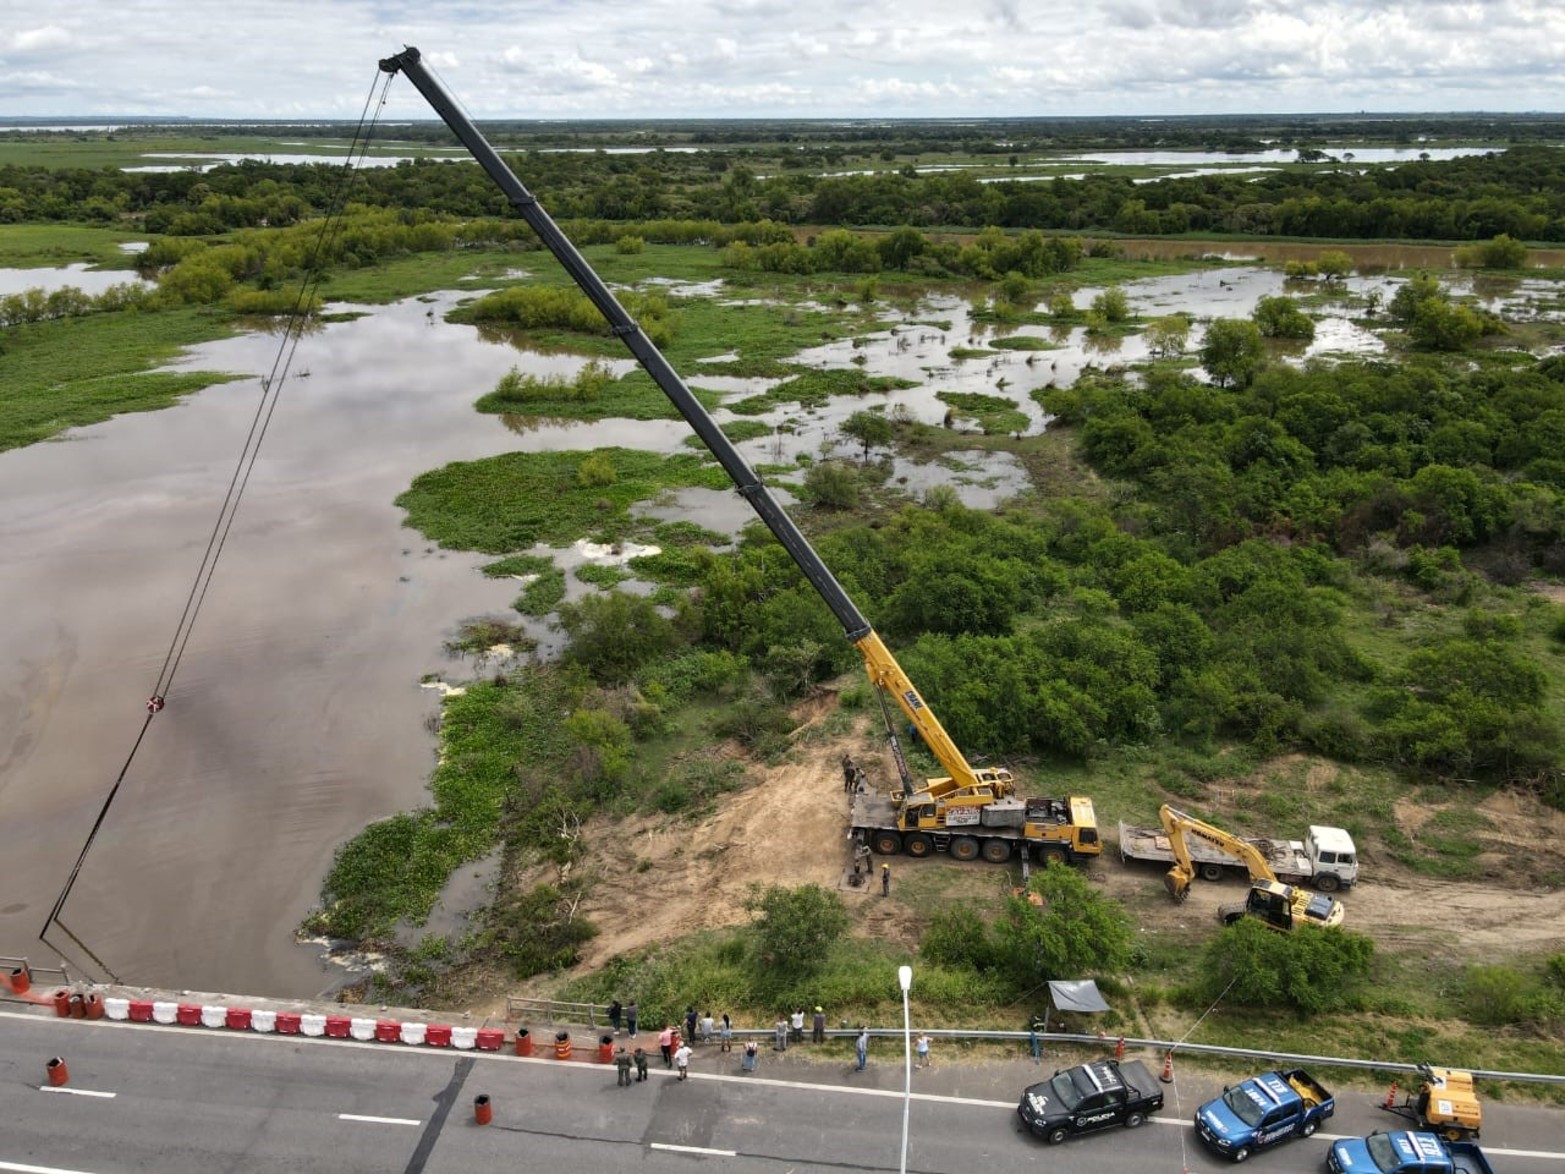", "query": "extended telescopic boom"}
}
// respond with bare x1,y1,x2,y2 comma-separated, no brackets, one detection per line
380,47,1008,795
